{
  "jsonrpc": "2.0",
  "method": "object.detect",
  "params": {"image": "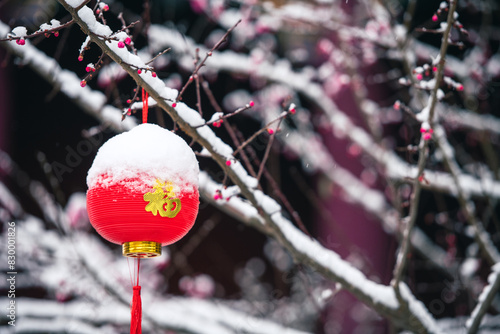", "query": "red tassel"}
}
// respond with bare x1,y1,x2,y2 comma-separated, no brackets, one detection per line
130,285,142,334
